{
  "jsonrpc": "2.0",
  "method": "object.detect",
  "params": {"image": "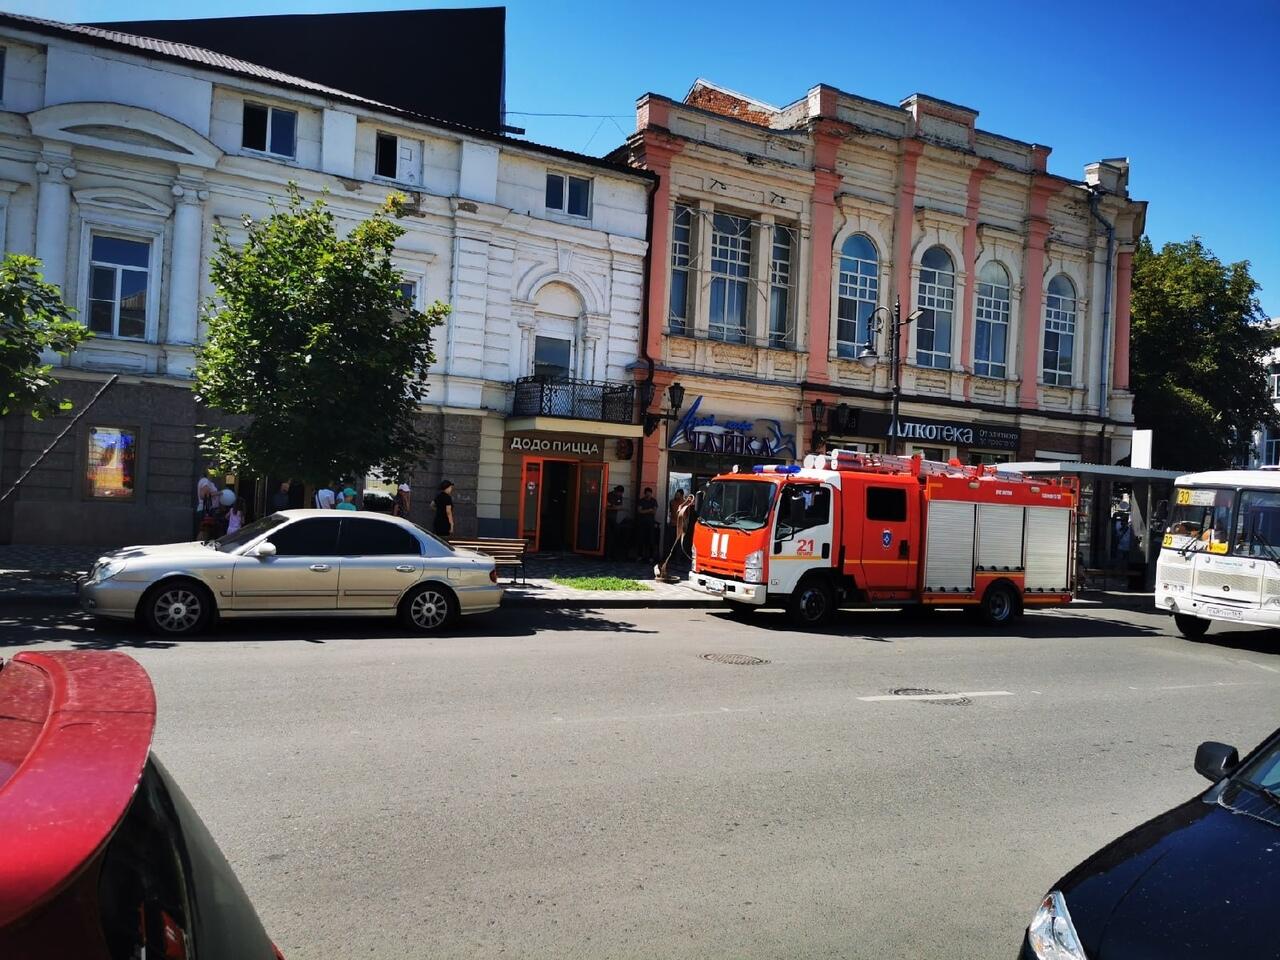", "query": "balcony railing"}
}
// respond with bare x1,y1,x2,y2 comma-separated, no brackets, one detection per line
512,376,636,425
